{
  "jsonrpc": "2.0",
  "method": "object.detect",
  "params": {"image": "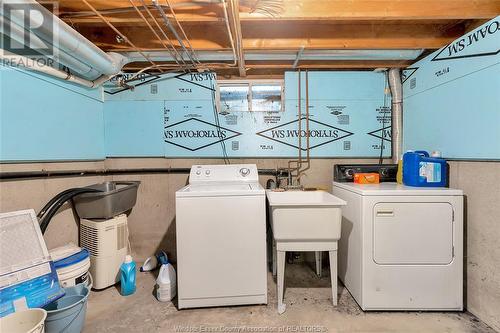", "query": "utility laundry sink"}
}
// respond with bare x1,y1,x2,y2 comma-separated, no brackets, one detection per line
267,190,346,242
266,189,346,314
